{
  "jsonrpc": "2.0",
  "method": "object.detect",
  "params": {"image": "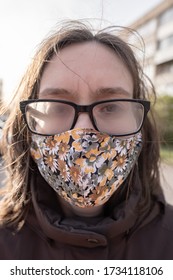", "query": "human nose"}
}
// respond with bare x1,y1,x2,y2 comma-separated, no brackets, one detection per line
74,112,95,129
